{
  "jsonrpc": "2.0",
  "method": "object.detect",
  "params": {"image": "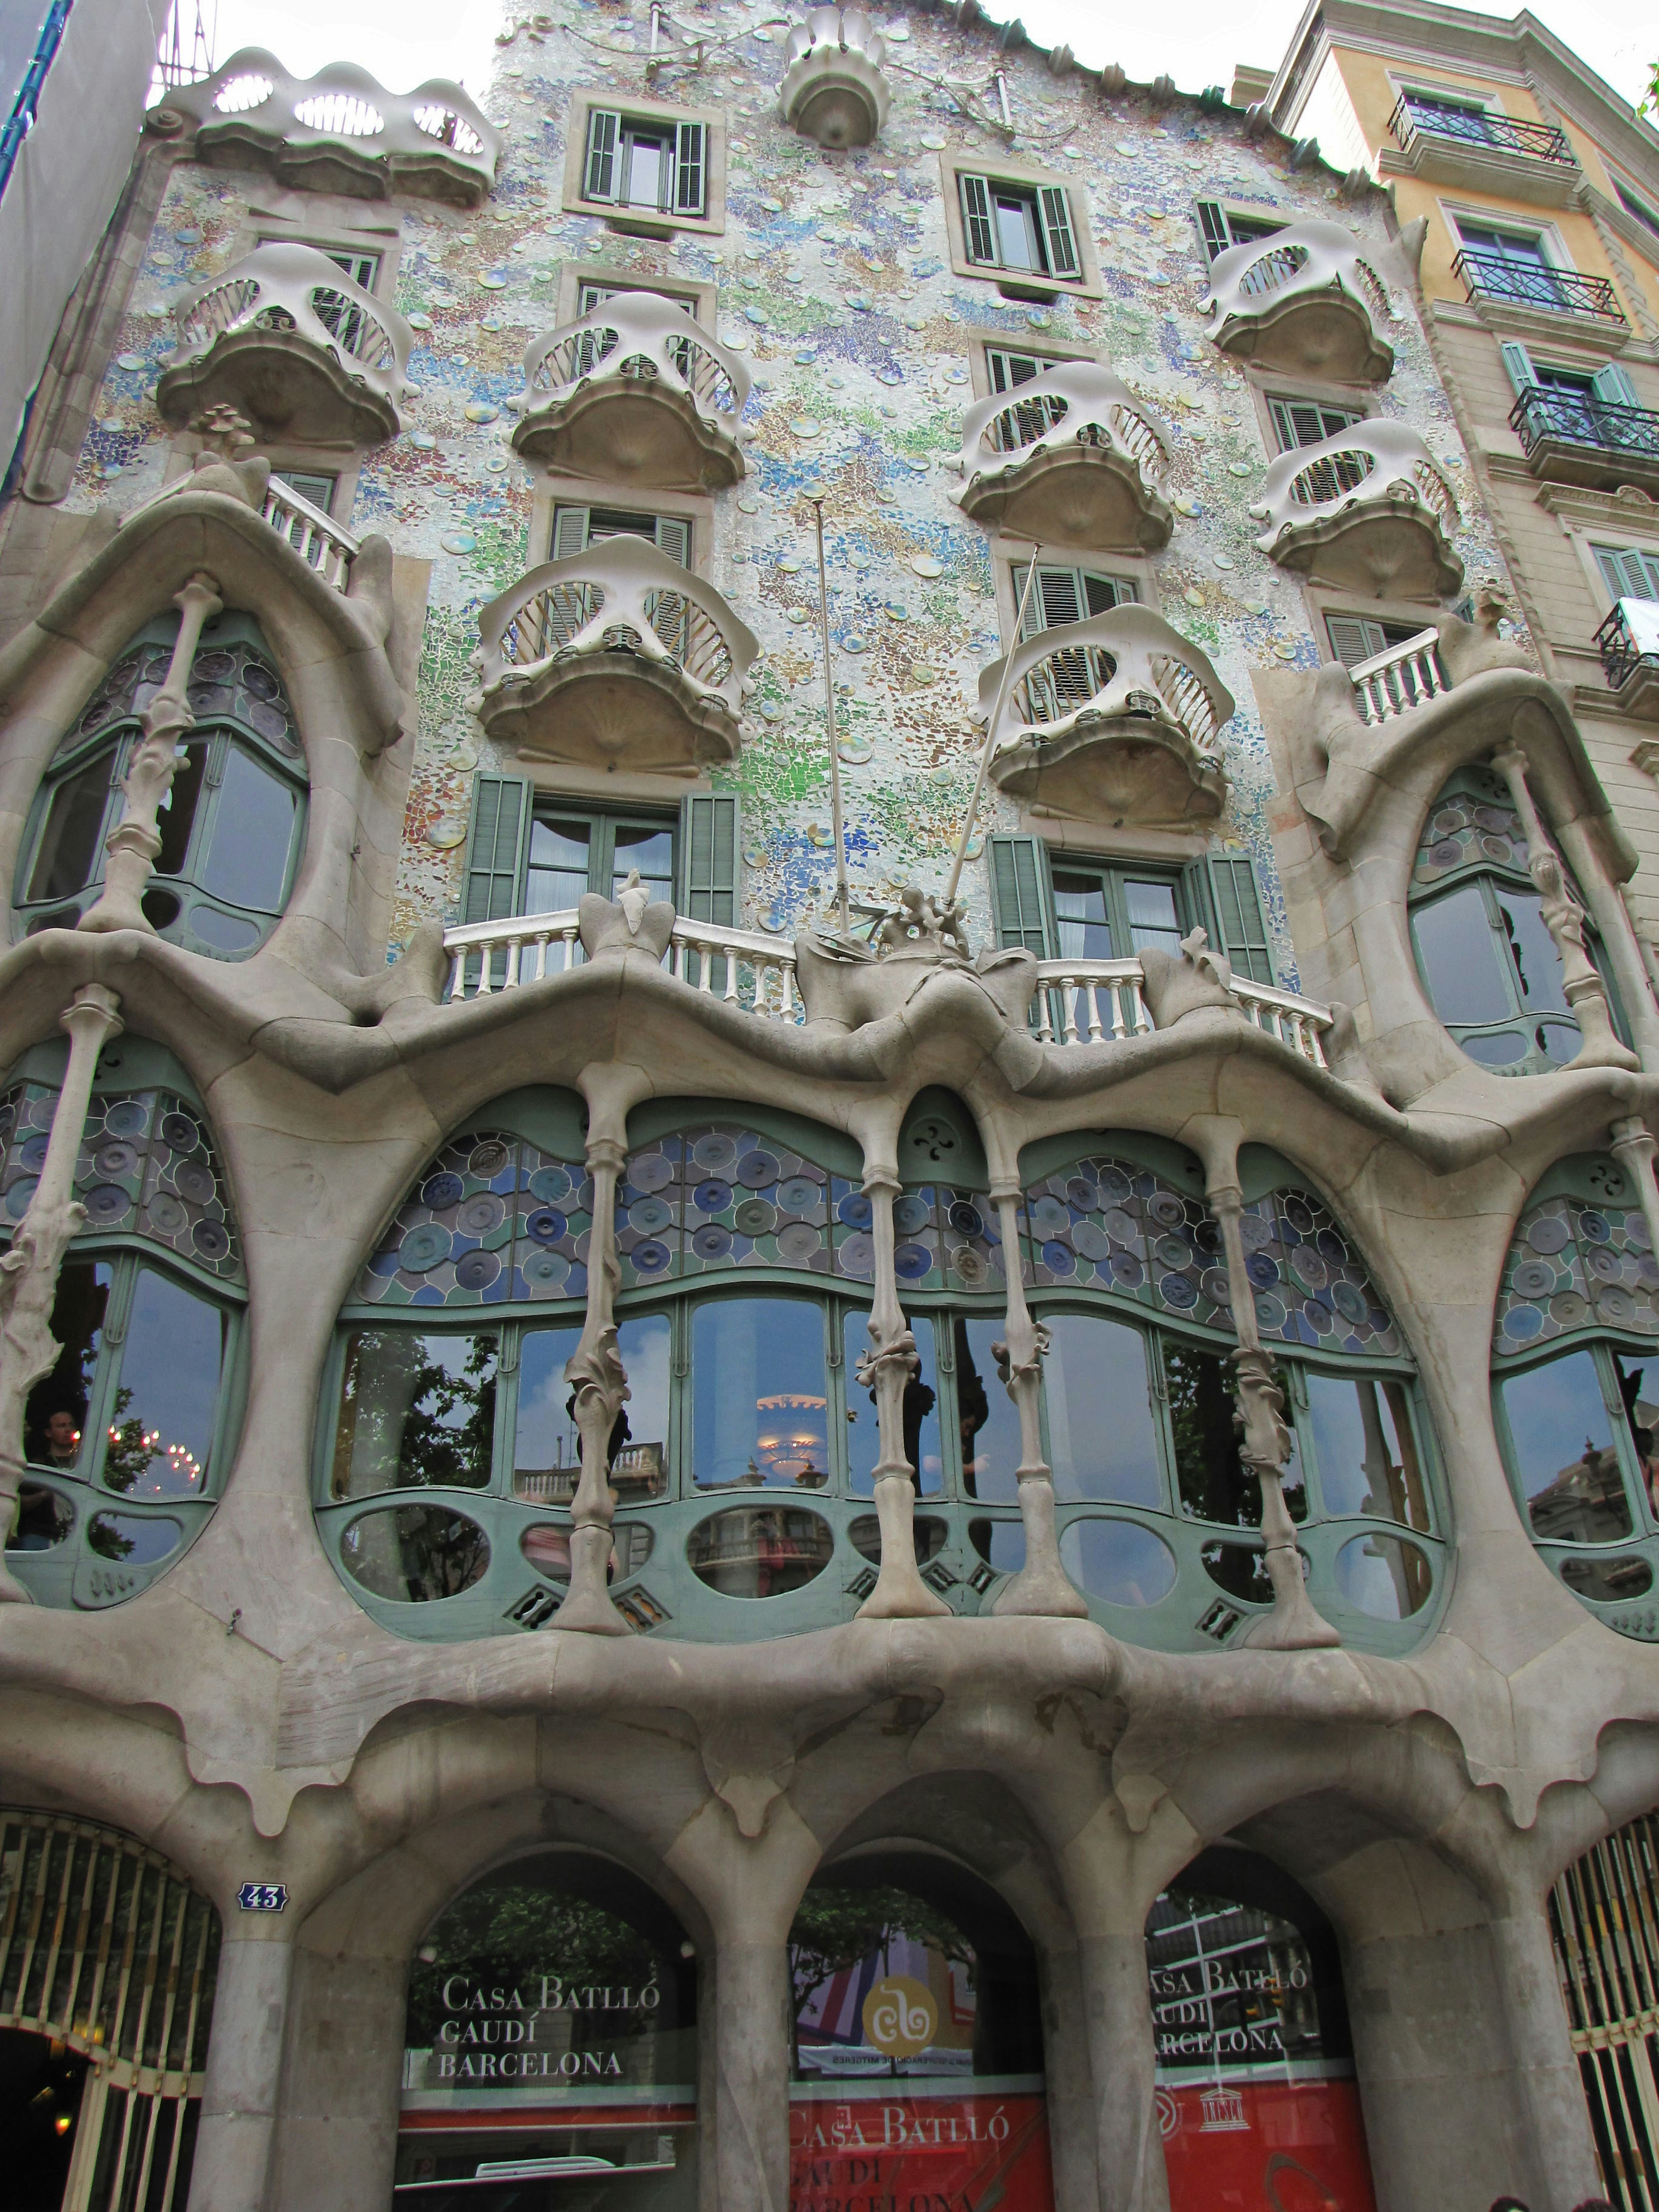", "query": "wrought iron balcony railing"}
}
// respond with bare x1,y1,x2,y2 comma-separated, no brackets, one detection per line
1452,250,1627,326
955,362,1173,548
1200,219,1395,383
1250,419,1462,599
1510,385,1659,473
1597,597,1659,693
1389,94,1575,167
